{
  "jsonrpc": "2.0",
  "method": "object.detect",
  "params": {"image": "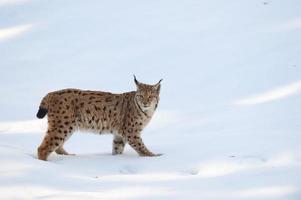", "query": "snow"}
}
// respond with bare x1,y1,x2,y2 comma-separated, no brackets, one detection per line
0,0,301,199
233,80,301,106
